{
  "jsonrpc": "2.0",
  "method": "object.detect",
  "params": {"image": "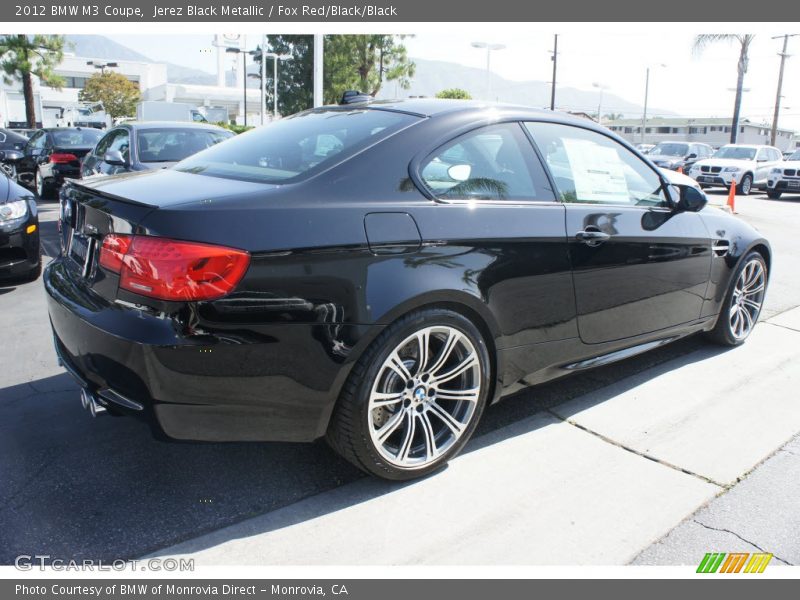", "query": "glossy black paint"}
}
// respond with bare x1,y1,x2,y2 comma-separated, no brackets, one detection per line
0,174,40,278
17,128,103,195
44,100,771,443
